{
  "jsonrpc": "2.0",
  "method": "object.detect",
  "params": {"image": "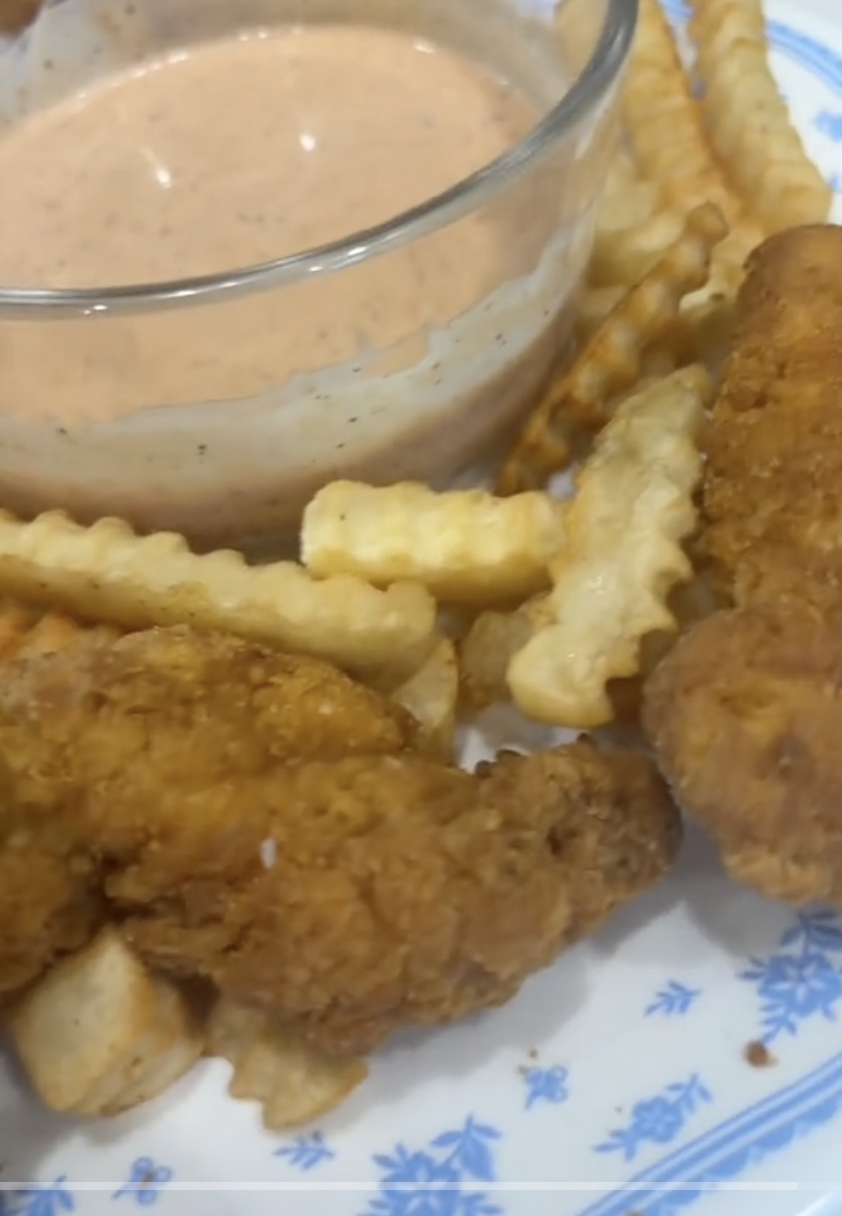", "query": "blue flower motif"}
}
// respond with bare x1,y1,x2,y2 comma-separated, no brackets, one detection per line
740,910,842,1042
524,1064,569,1109
112,1158,173,1206
645,980,701,1017
815,110,842,141
594,1075,712,1162
274,1132,336,1171
362,1117,502,1216
2,1179,74,1216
